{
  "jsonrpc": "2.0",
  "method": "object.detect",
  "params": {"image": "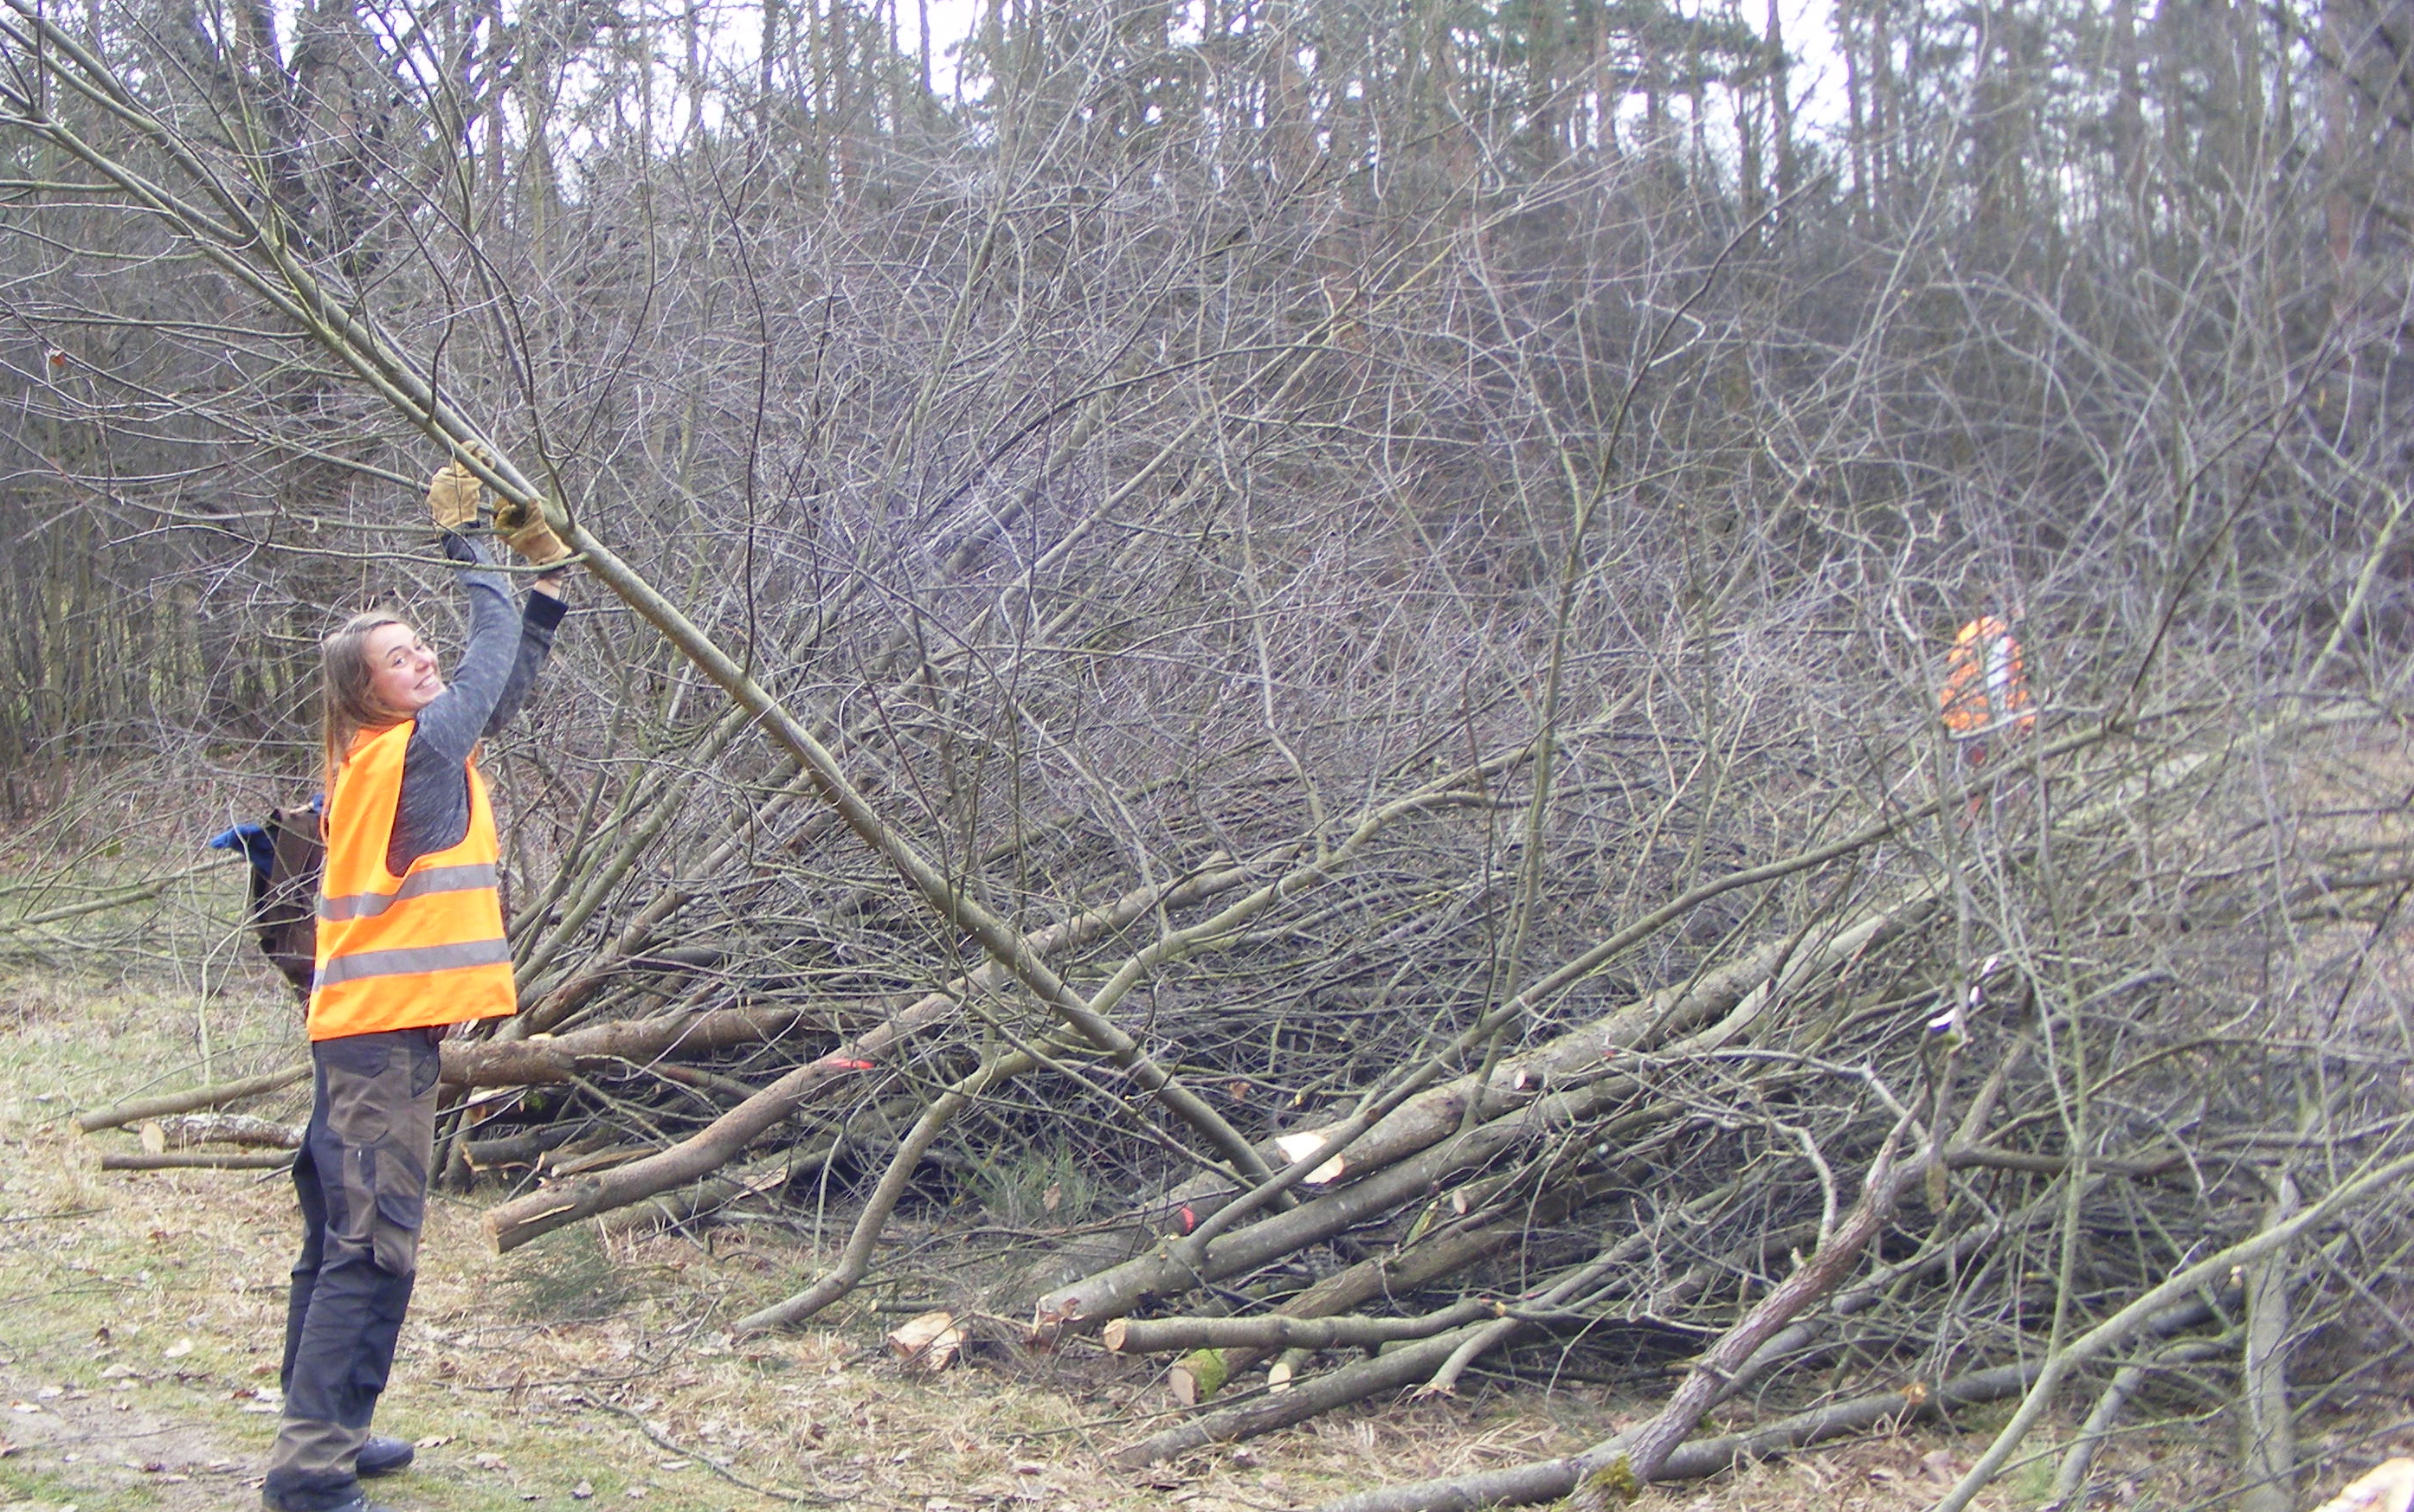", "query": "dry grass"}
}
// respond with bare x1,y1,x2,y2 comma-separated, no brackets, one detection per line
1,963,2404,1512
